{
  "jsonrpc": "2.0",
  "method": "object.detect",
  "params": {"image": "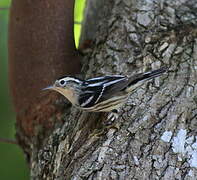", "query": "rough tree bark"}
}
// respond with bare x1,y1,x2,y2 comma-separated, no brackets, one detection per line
10,0,197,179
